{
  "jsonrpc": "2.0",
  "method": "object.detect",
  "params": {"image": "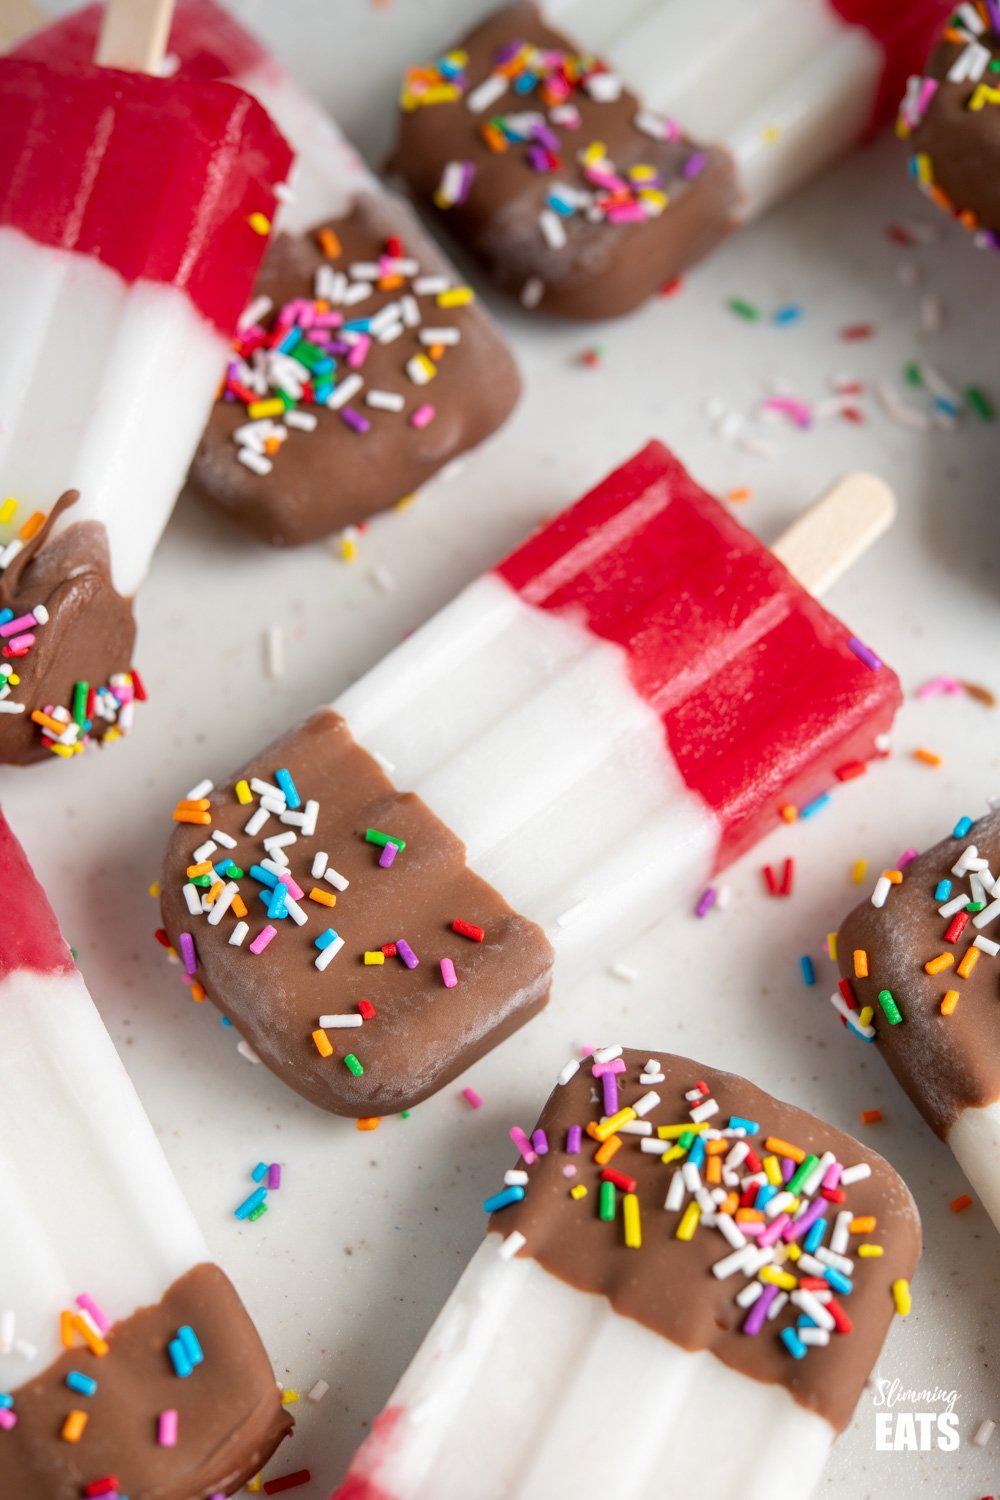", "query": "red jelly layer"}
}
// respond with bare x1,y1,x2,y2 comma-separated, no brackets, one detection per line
496,441,901,872
0,57,292,335
828,0,952,129
0,809,75,979
14,0,269,86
